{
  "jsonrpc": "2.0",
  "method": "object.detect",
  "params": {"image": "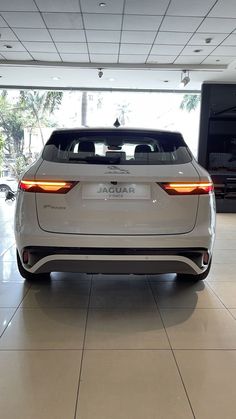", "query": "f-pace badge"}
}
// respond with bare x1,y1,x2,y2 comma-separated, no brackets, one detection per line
104,166,130,175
